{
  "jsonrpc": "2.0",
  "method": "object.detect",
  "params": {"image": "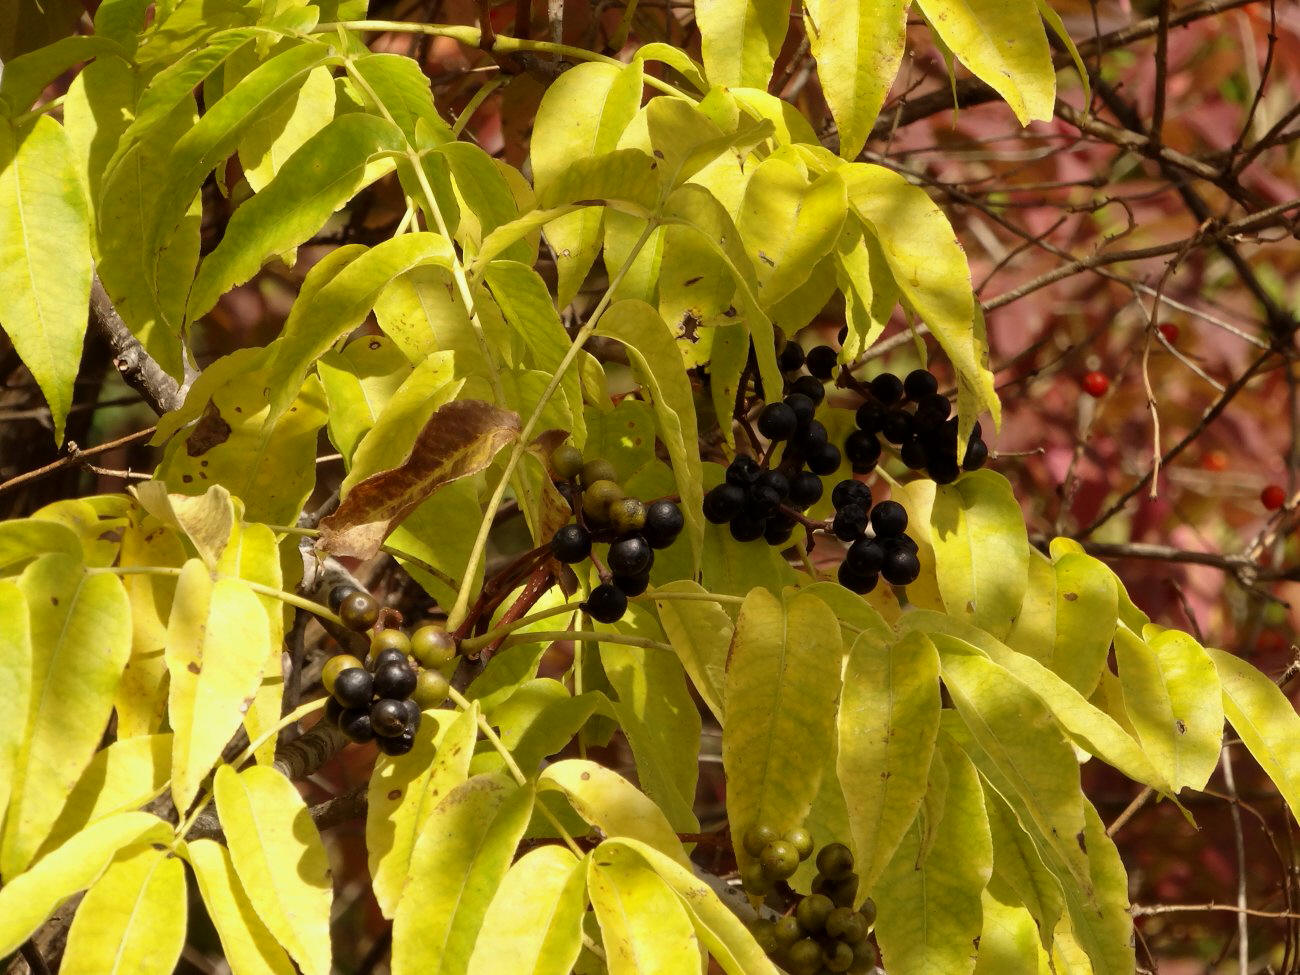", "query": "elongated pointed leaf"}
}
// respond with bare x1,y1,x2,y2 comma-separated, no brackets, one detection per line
973,888,1046,975
805,0,908,158
368,706,477,918
188,114,404,320
0,581,31,823
0,518,82,570
915,0,1055,124
392,775,535,975
839,629,942,892
239,63,337,193
214,765,333,975
3,556,130,878
652,580,732,722
186,838,296,975
1114,627,1222,793
165,560,272,810
985,788,1064,949
542,760,690,867
597,300,704,569
874,737,992,975
61,845,186,975
724,587,843,873
0,116,92,443
930,469,1028,640
588,842,701,974
132,480,236,568
467,845,587,975
695,0,789,87
0,812,171,955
